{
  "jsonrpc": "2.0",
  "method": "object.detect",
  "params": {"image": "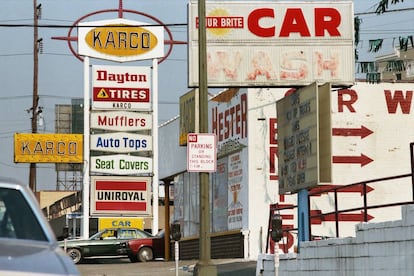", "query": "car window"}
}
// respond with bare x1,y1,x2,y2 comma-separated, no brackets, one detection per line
0,188,47,241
